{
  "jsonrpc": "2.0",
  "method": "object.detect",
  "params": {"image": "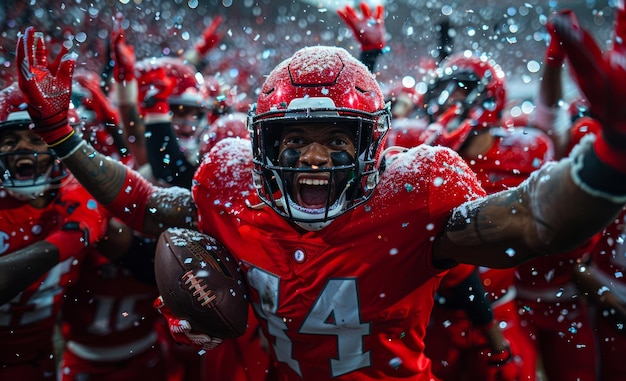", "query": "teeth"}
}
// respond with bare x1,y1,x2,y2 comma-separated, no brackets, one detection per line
16,158,35,166
299,178,329,186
